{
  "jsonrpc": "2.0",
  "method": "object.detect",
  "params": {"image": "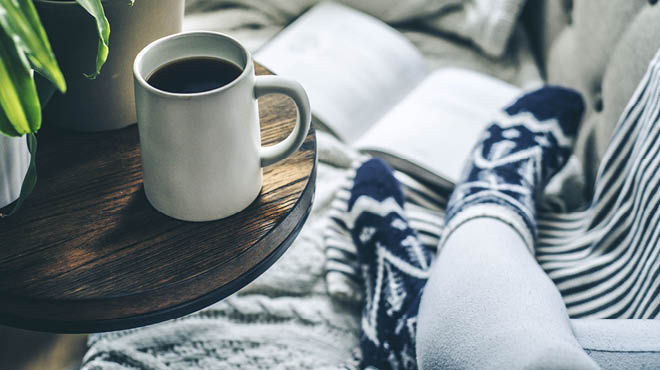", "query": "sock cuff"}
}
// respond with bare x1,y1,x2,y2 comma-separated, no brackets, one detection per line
440,202,535,255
